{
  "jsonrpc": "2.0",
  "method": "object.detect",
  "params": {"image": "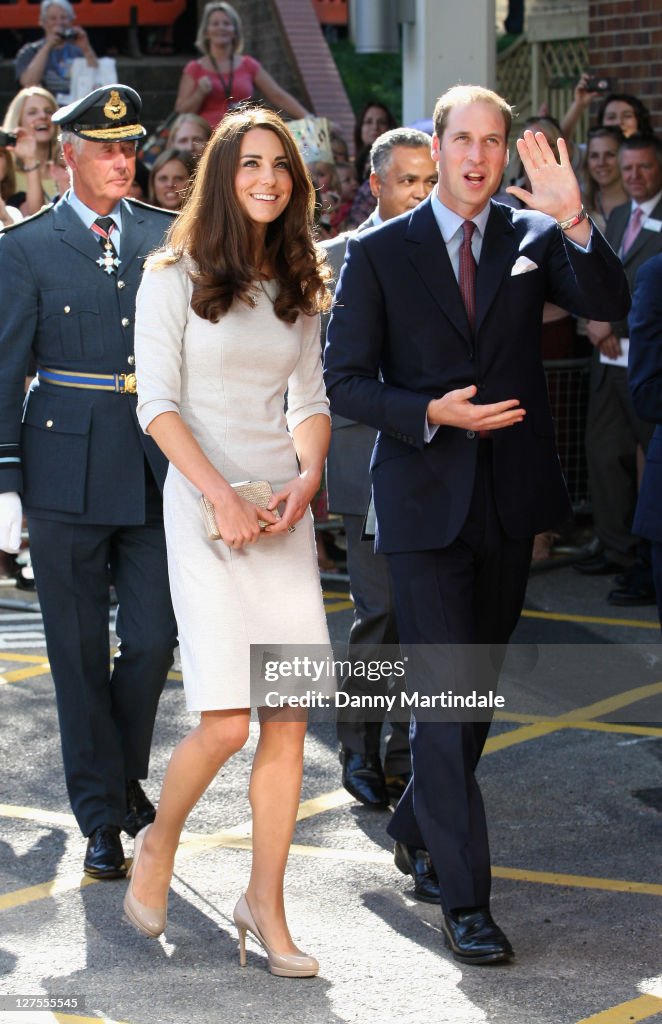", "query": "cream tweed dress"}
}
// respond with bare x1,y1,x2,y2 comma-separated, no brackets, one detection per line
135,258,331,711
